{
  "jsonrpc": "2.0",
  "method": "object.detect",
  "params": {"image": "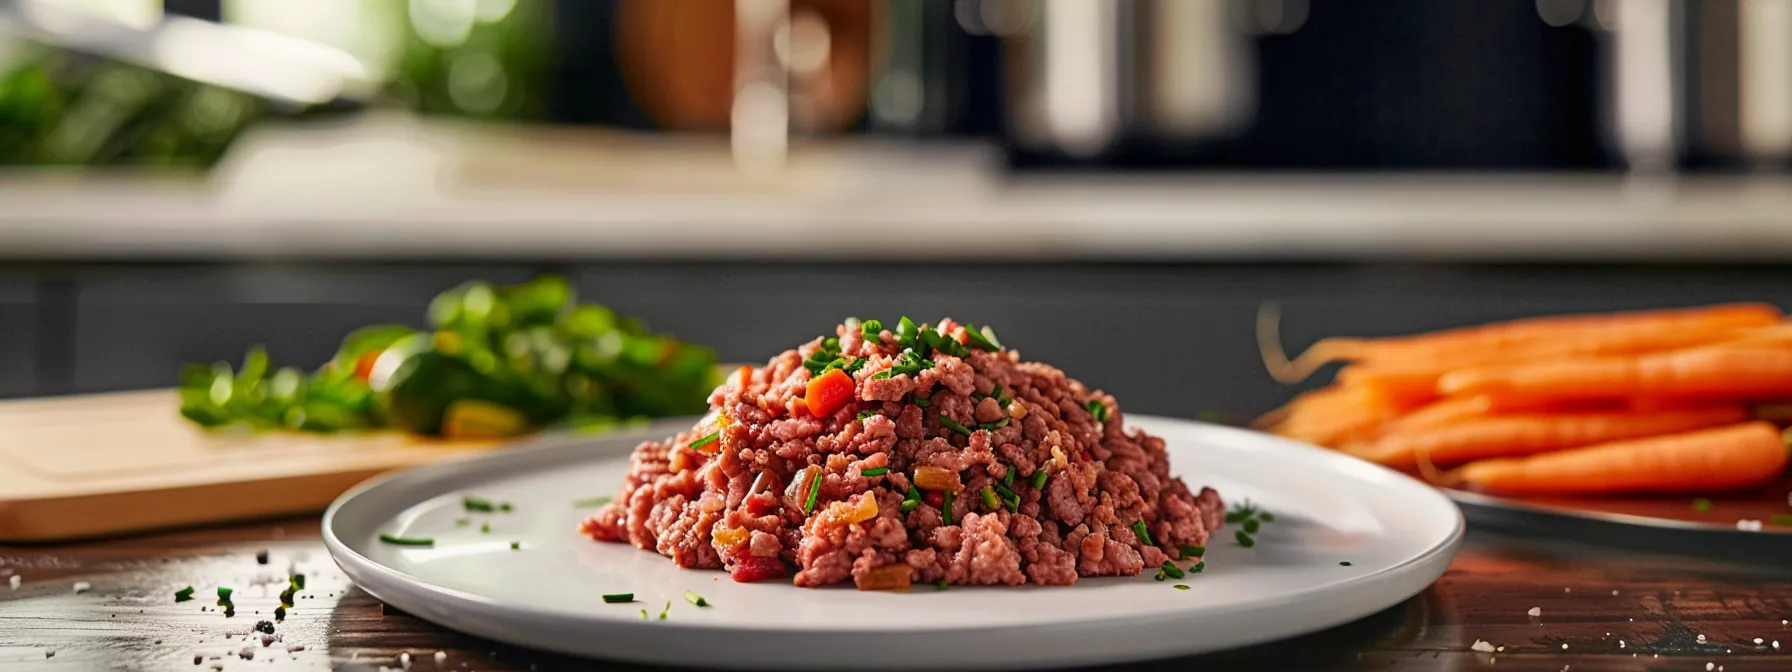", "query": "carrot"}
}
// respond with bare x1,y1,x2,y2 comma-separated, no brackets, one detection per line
1456,421,1789,495
1258,303,1781,383
1438,346,1792,404
1256,384,1415,448
1335,367,1443,407
1362,406,1750,470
